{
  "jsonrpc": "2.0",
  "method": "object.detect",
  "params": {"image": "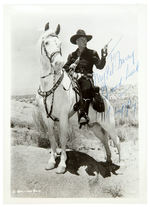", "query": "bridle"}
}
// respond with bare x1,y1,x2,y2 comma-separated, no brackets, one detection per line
41,41,62,63
40,34,62,75
38,34,64,121
40,44,61,78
